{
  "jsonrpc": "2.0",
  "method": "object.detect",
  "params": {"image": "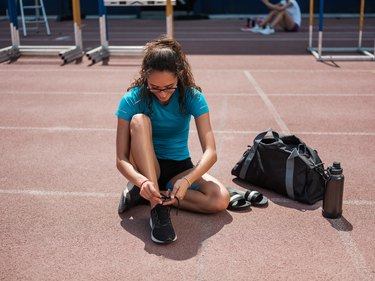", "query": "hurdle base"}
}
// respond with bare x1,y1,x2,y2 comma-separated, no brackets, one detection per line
308,47,375,61
86,46,110,65
86,46,143,65
59,46,84,64
1,45,85,64
0,46,21,63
